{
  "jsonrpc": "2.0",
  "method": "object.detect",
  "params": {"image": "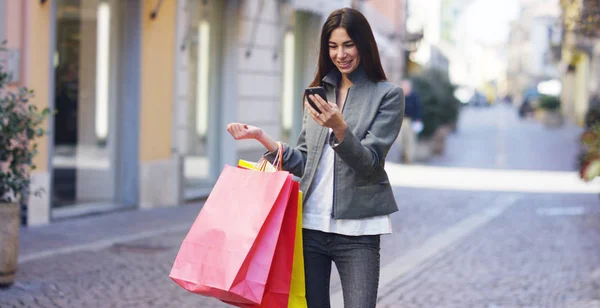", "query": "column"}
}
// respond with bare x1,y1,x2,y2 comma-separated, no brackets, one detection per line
138,0,180,208
23,0,52,225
